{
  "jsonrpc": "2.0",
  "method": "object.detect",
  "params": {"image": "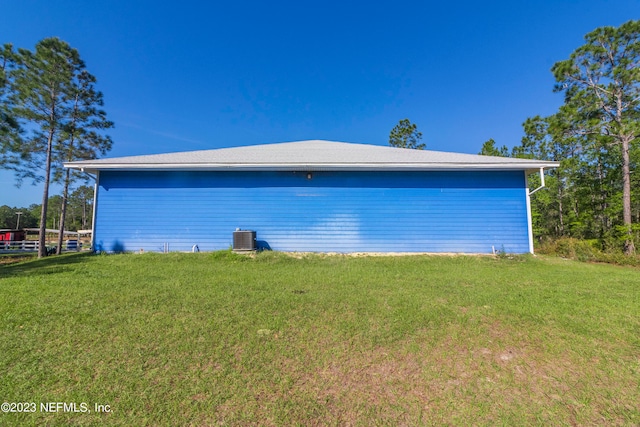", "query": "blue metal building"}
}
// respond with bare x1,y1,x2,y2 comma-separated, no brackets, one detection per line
65,140,558,254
